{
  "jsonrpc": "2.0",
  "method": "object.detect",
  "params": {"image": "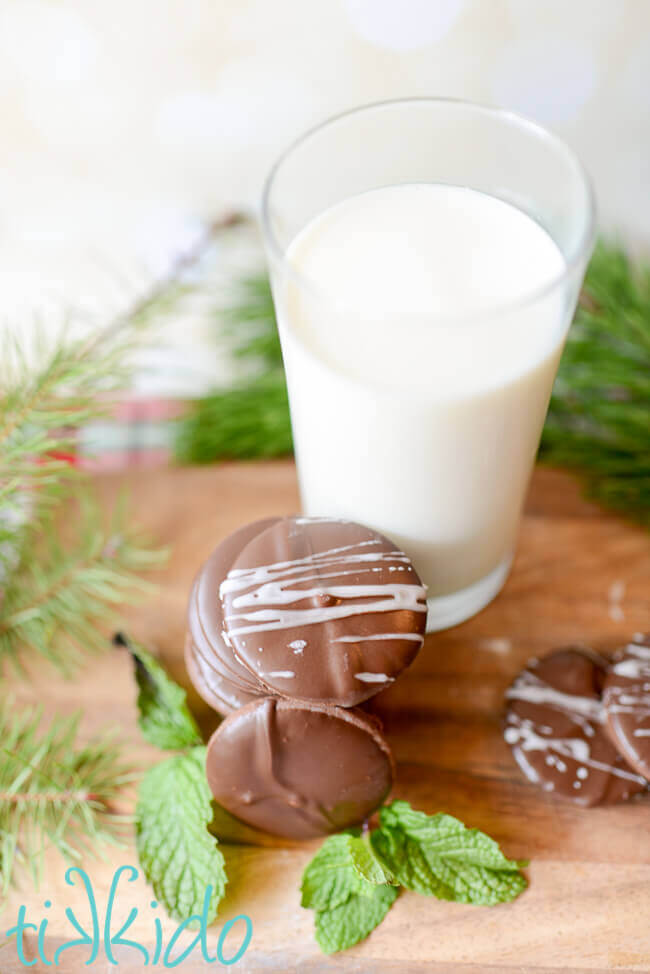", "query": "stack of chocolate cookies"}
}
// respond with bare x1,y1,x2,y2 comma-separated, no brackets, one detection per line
185,516,427,838
504,636,650,806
